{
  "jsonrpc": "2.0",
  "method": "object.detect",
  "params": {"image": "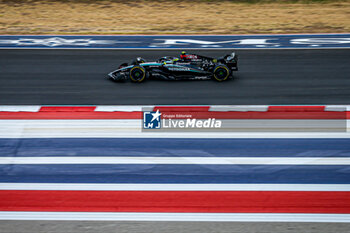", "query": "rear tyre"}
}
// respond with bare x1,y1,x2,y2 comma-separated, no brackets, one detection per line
129,66,147,83
212,65,230,82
